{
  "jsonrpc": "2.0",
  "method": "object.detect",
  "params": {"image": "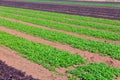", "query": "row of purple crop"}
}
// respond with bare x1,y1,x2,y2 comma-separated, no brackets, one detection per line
0,60,38,80
0,1,120,20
